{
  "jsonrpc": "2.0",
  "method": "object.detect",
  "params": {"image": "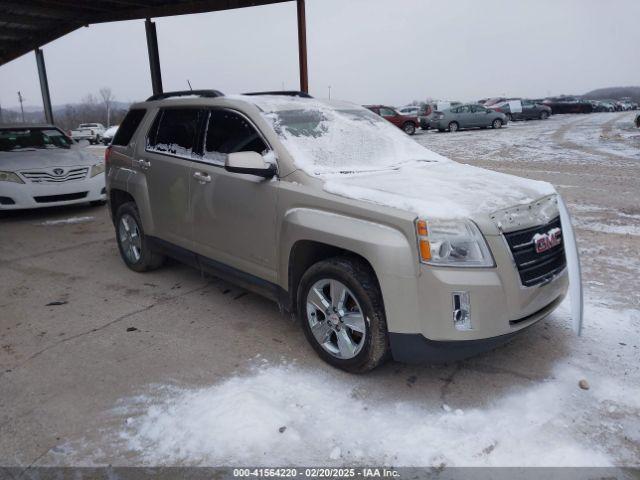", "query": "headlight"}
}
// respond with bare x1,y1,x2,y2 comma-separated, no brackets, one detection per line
416,219,494,267
0,171,24,184
90,162,105,177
